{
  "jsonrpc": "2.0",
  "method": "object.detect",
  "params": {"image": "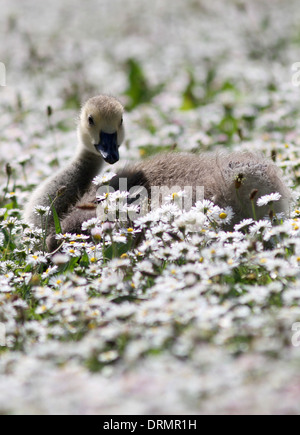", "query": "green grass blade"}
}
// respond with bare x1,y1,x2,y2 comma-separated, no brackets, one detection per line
48,195,62,235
